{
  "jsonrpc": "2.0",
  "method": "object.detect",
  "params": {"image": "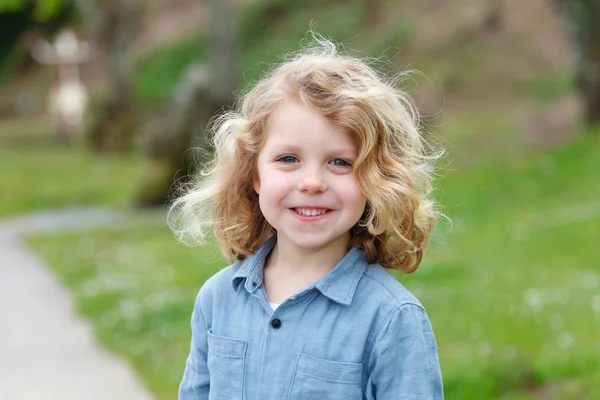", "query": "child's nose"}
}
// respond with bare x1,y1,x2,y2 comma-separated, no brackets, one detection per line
297,168,327,193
